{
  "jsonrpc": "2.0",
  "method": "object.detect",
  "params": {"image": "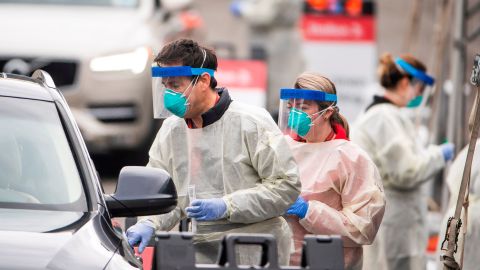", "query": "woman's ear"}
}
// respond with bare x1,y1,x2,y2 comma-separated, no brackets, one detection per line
398,77,410,92
324,109,335,120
